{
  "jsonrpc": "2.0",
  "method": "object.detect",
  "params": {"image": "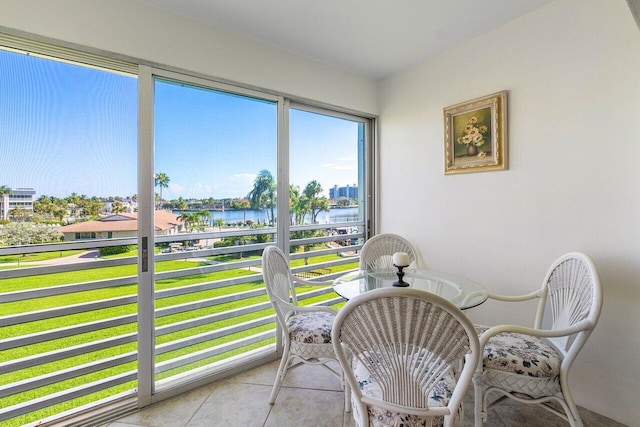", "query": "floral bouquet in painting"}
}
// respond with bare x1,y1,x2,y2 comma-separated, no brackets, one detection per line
456,115,488,156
